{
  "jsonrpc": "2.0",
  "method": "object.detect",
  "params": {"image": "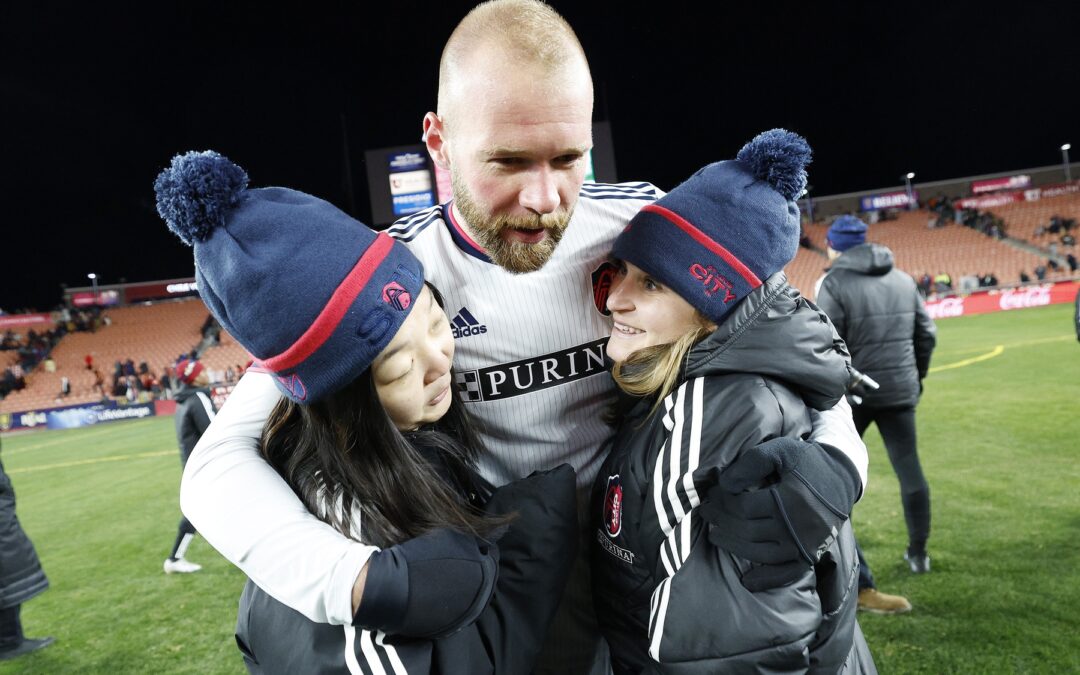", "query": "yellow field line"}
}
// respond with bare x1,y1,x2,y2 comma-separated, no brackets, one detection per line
8,450,174,475
928,345,1005,374
935,334,1073,358
2,419,160,457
